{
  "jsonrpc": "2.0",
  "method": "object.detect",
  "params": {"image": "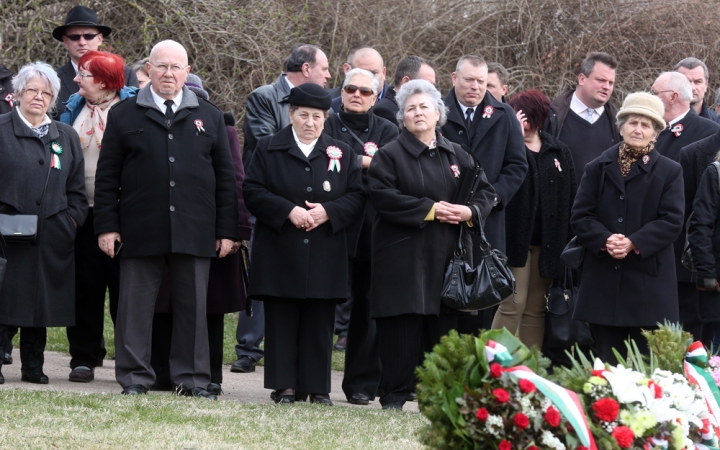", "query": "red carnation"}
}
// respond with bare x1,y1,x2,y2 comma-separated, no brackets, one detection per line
513,412,530,430
493,388,510,403
592,398,620,422
490,363,503,378
498,440,511,450
611,425,635,449
518,379,536,394
591,369,606,378
475,407,489,422
544,406,561,427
